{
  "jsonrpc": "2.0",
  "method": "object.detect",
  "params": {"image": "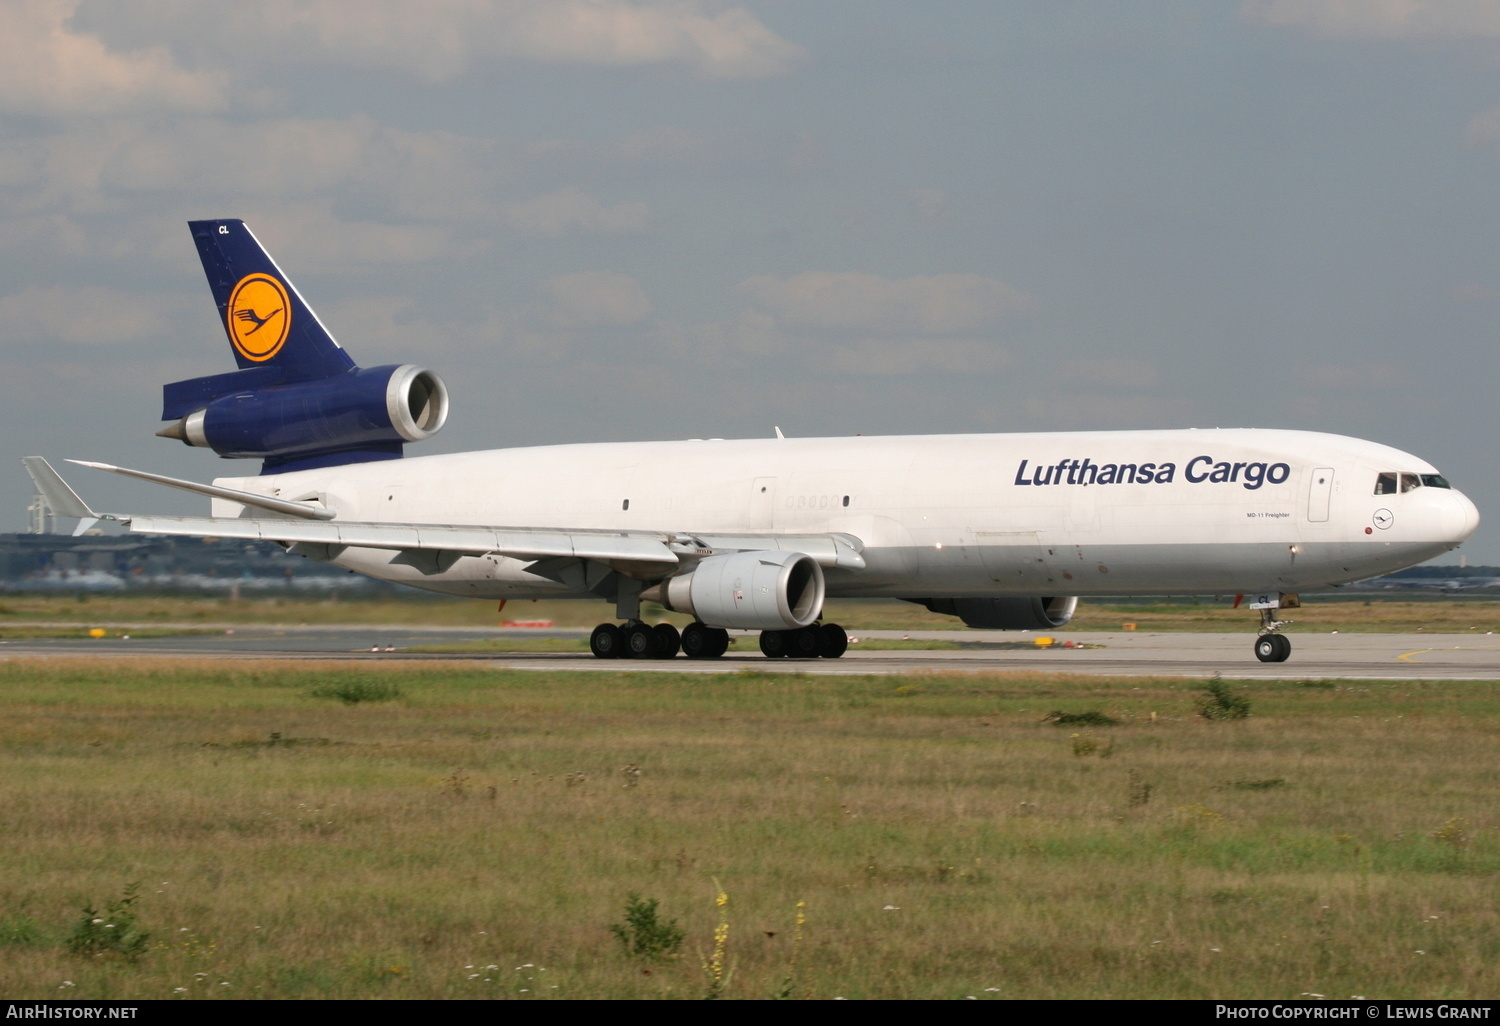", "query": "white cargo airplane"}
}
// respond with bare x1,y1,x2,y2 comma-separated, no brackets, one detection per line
22,220,1480,663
